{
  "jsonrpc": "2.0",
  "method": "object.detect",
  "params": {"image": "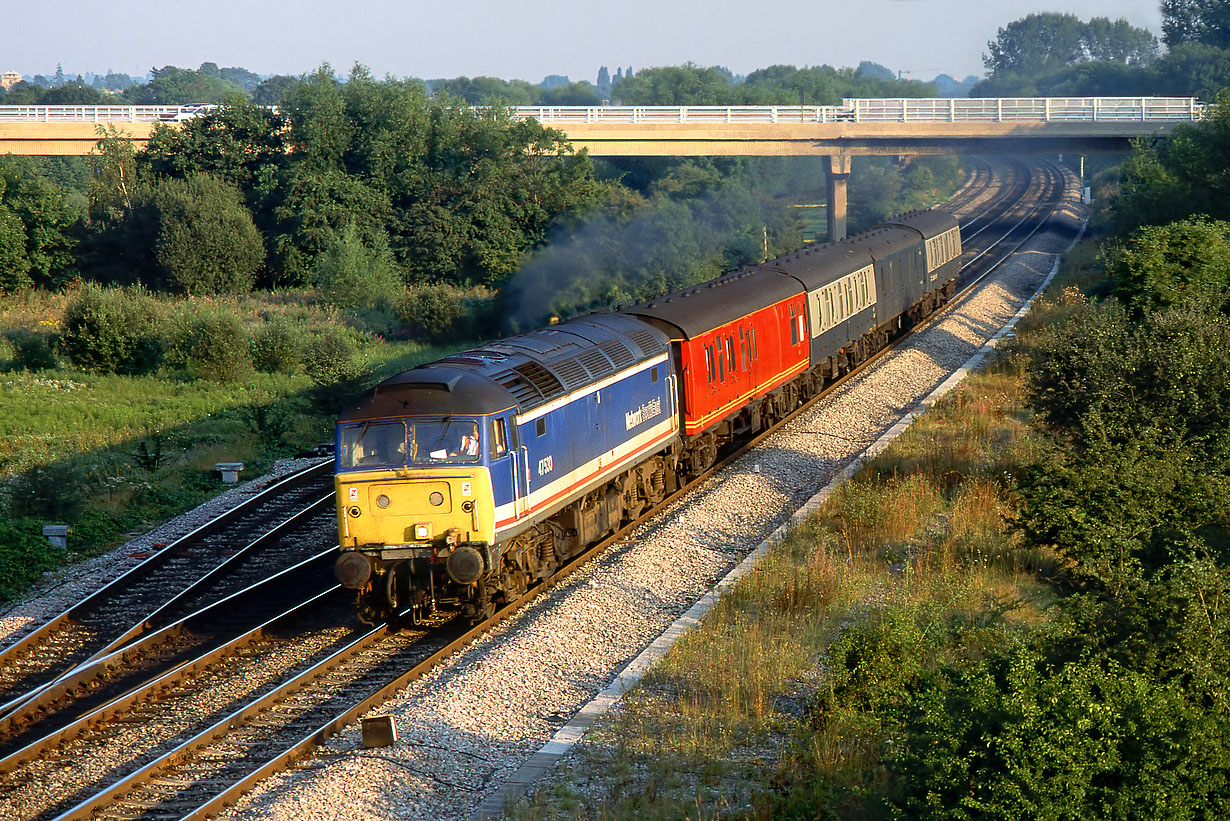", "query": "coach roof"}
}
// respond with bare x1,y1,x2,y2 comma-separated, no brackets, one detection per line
620,268,803,338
